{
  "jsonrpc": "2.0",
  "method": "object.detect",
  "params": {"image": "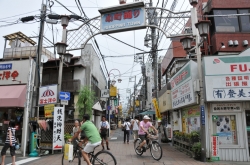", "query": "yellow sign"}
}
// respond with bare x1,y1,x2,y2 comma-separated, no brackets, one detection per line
110,86,117,96
135,100,140,107
152,98,162,119
182,118,186,133
44,104,54,117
